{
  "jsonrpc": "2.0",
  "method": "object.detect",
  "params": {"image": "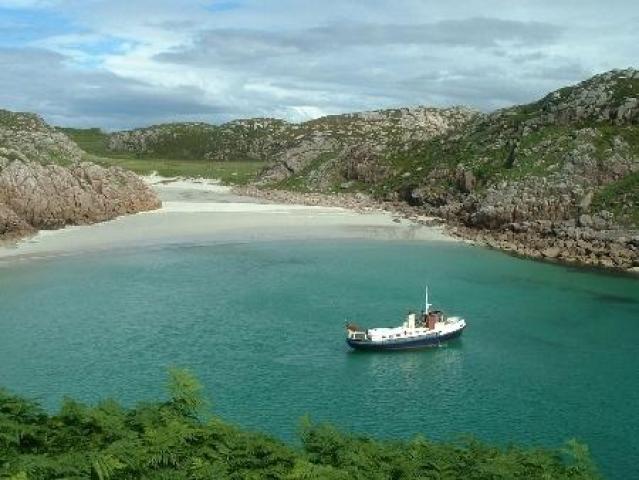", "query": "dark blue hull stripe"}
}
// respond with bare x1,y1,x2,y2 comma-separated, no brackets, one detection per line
346,328,464,351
